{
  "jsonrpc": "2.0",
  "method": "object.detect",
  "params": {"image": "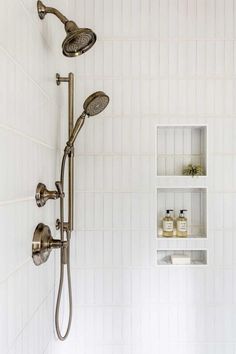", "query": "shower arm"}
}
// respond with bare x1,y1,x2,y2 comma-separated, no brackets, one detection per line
37,1,68,24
